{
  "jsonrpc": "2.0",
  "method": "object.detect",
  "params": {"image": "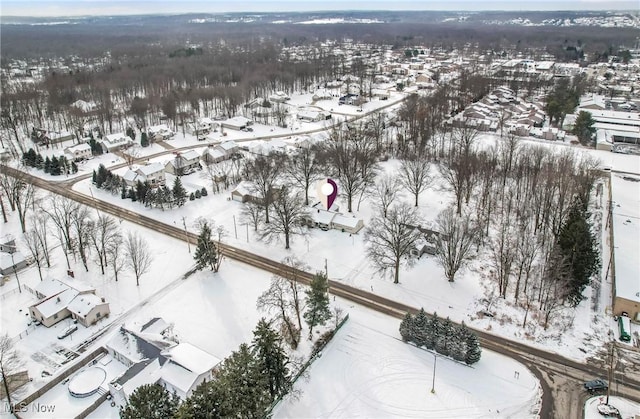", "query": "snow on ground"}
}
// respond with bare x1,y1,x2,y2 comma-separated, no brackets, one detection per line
122,143,166,158
274,303,541,419
8,151,124,182
584,396,640,419
20,354,126,419
69,145,636,362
